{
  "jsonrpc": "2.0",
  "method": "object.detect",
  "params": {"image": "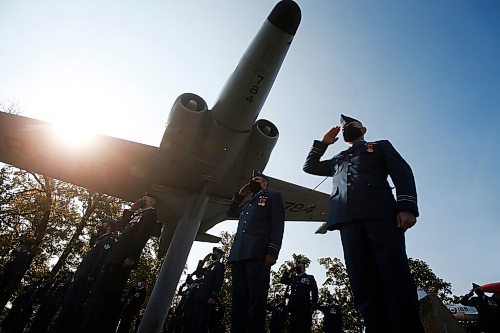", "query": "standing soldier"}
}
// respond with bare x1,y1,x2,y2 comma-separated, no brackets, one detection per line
0,239,34,310
1,283,38,333
29,271,73,333
280,262,318,333
52,219,116,333
84,193,160,333
318,293,343,333
226,170,285,333
303,114,424,332
185,247,225,333
268,295,288,333
116,281,147,333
